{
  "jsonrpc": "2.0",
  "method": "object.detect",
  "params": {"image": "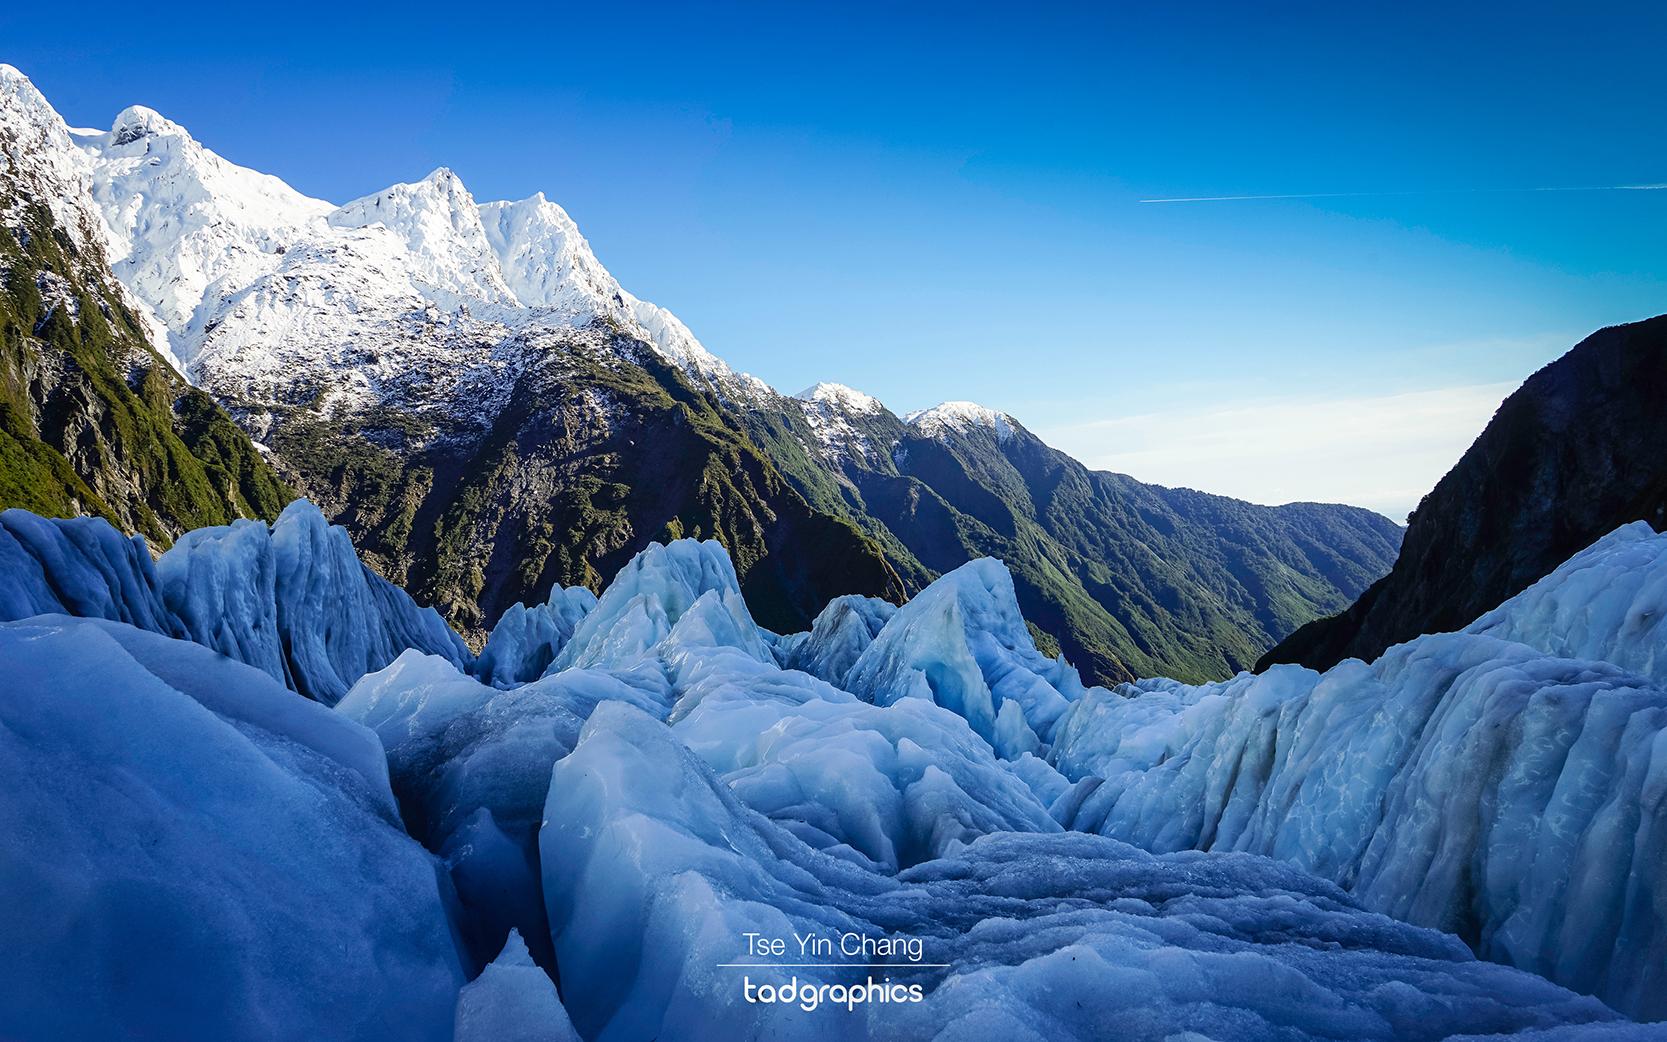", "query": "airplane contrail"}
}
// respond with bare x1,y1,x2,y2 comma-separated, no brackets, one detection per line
1140,184,1667,203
